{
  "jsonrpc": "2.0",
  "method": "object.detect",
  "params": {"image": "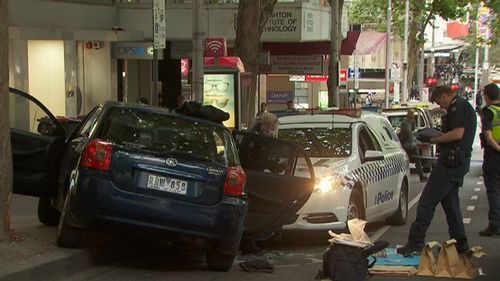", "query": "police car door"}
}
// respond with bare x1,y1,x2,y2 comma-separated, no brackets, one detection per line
357,126,392,219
